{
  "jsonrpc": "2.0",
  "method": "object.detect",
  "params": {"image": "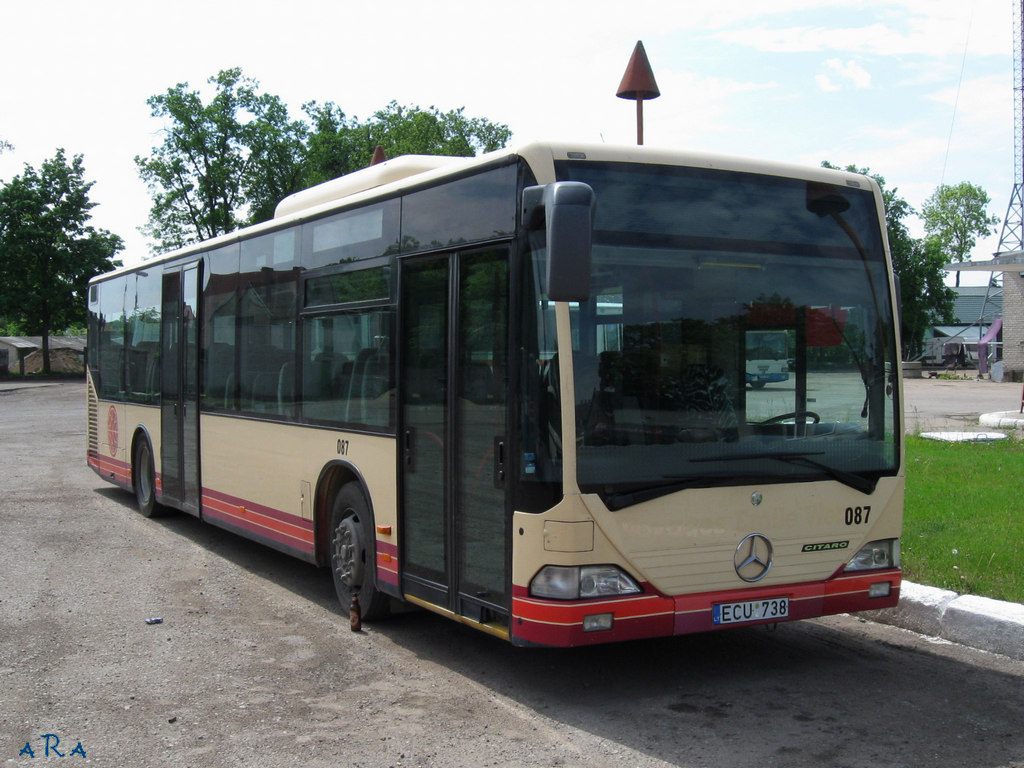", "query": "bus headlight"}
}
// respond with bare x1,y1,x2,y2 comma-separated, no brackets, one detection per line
530,565,642,600
844,539,900,572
